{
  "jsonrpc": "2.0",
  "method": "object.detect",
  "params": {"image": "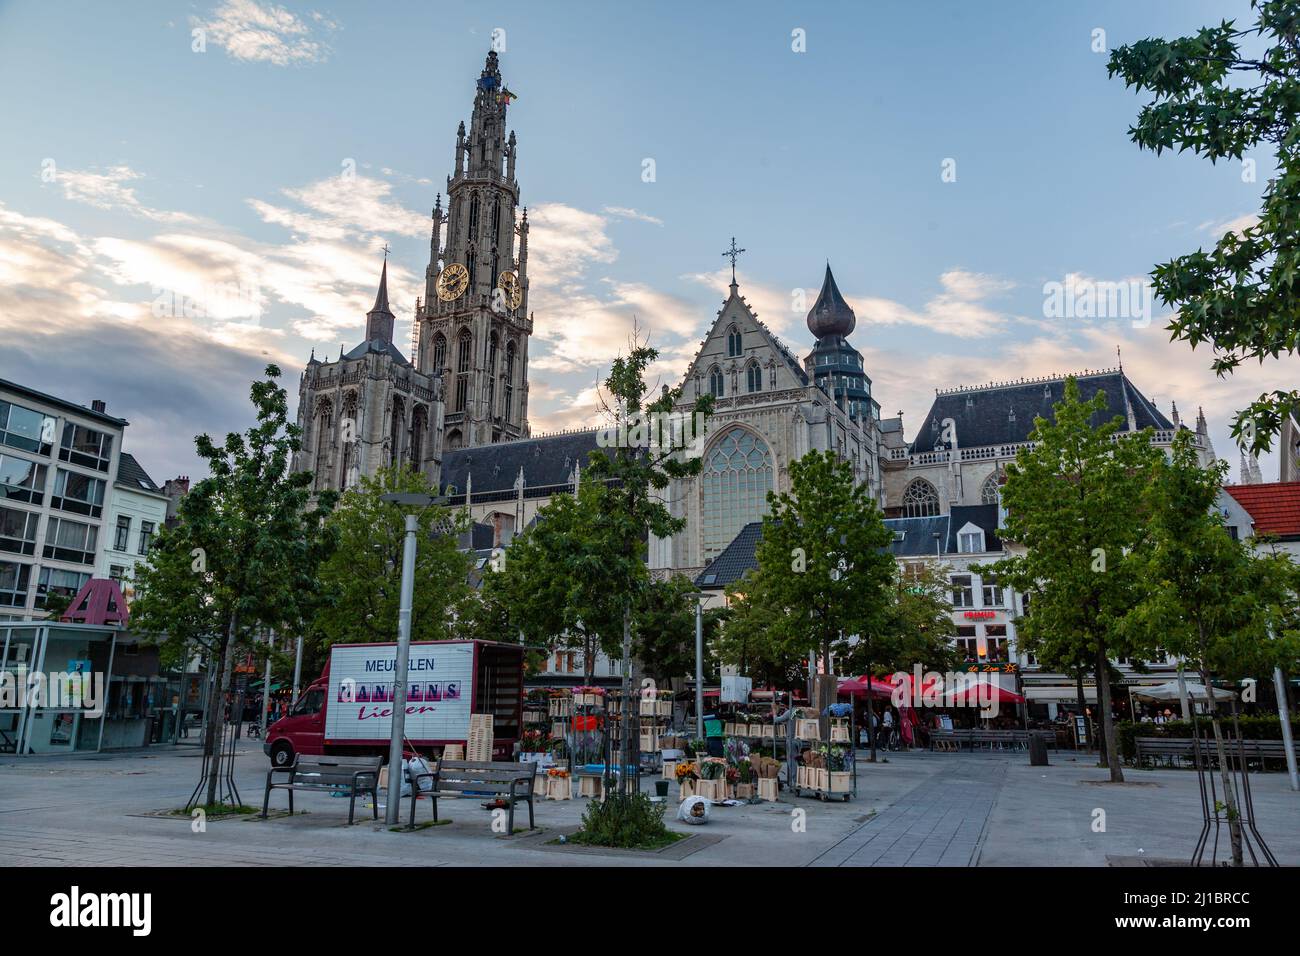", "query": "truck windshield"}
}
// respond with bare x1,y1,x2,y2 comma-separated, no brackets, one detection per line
293,689,324,716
